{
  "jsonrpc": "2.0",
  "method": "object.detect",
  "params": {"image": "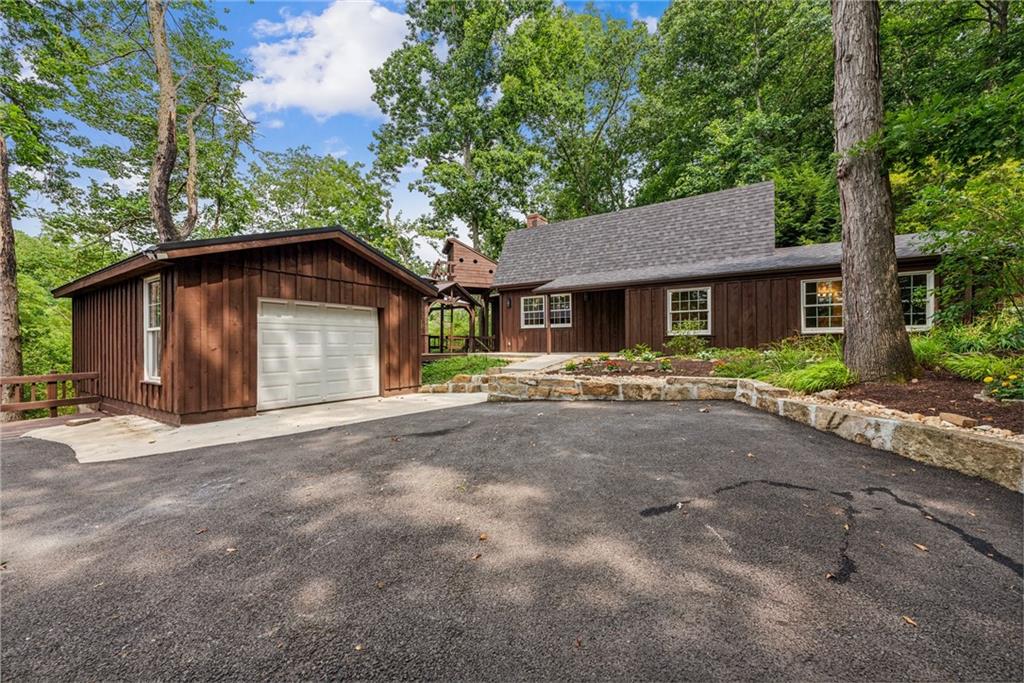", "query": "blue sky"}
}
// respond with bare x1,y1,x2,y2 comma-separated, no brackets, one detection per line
19,0,670,261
